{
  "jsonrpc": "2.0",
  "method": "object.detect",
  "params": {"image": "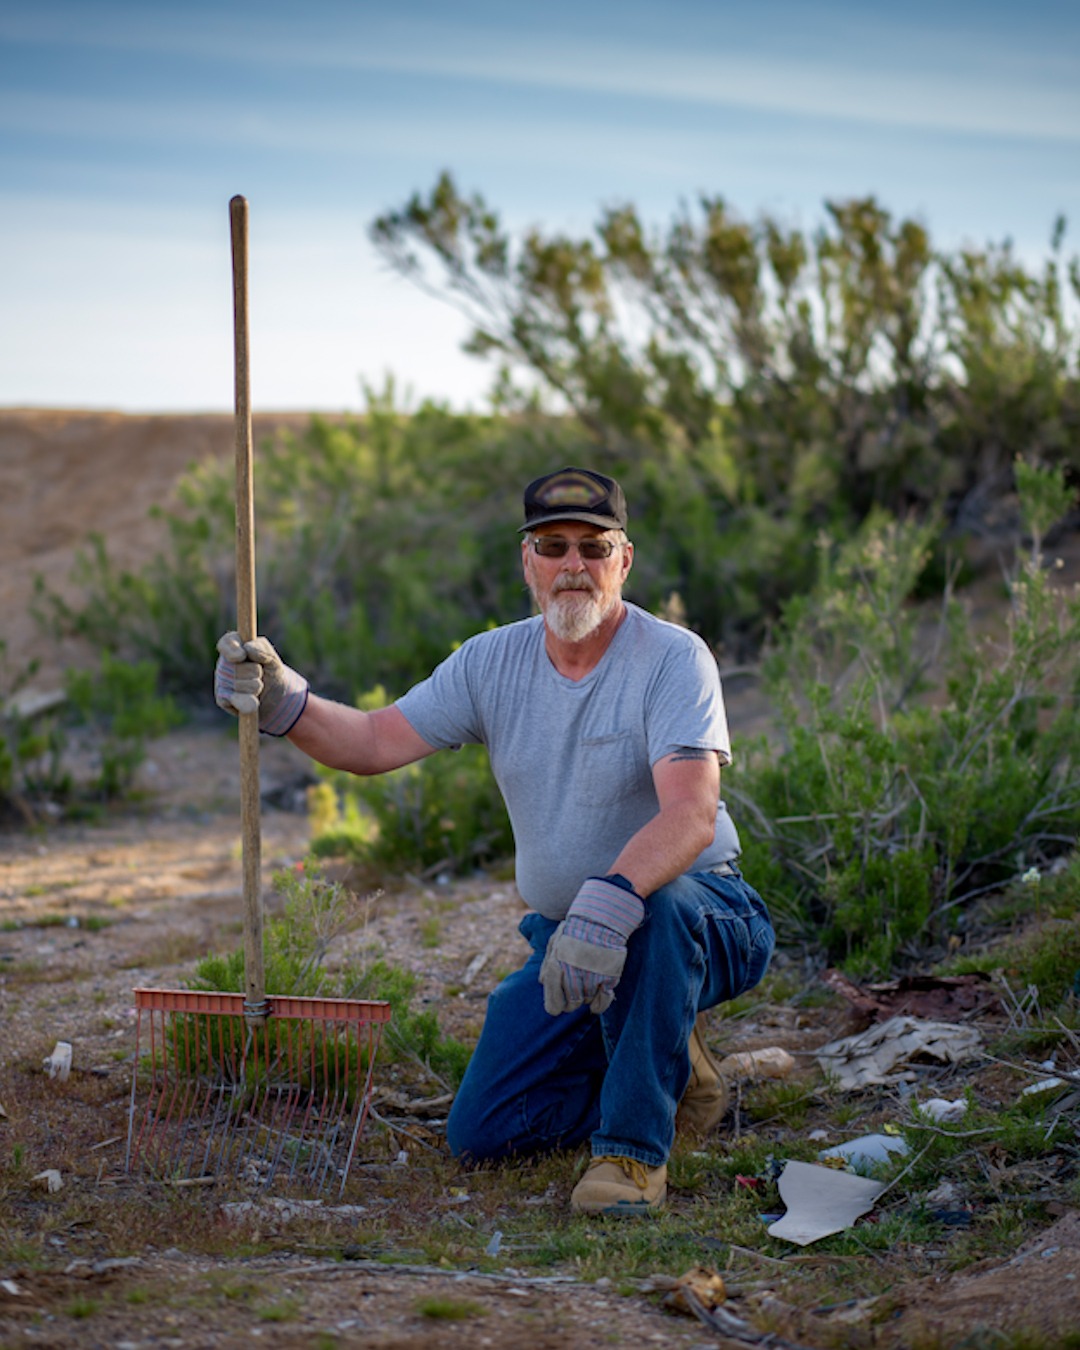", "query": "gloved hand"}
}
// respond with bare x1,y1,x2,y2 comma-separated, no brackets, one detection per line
214,631,309,737
539,875,645,1015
